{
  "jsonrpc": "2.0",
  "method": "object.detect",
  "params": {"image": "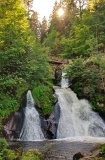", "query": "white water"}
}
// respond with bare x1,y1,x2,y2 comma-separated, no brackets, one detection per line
19,90,44,141
61,72,69,88
55,136,105,143
56,74,105,139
